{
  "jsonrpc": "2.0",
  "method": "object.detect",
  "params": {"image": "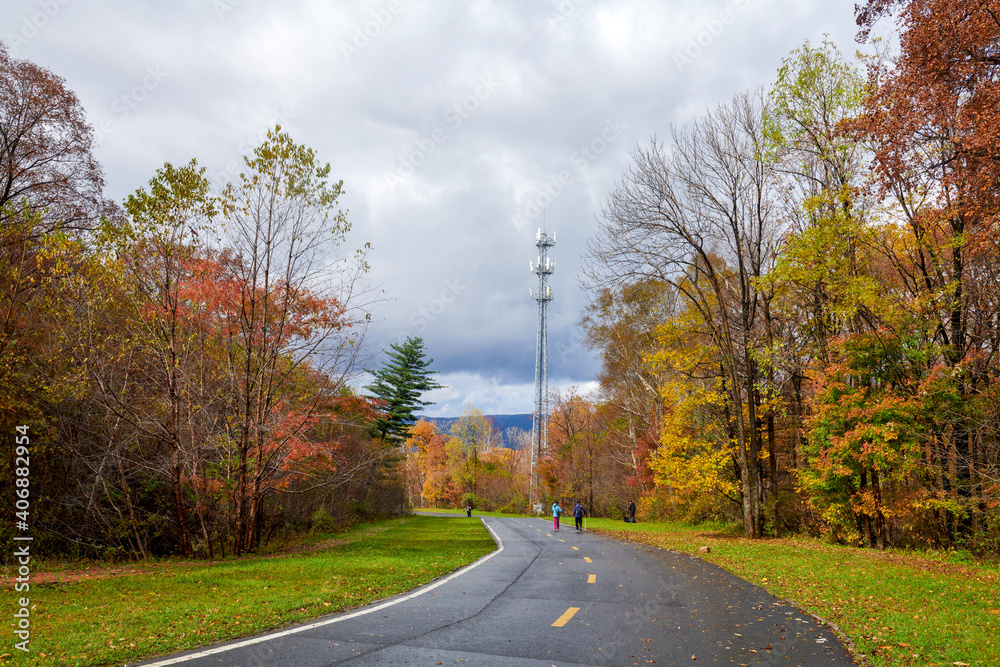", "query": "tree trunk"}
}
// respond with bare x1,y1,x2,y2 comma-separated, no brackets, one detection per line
171,450,194,557
114,436,147,560
873,467,887,550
